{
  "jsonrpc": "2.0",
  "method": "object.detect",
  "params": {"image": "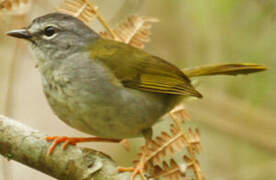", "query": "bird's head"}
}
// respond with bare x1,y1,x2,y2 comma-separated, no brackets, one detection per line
7,13,99,60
